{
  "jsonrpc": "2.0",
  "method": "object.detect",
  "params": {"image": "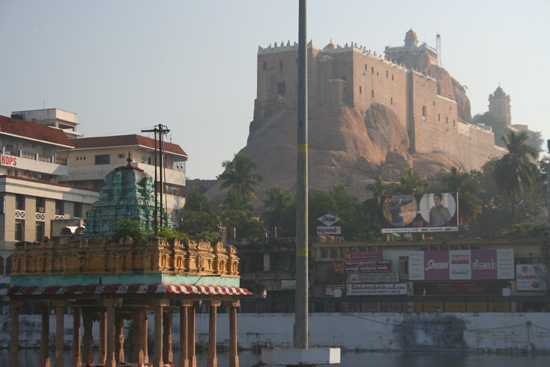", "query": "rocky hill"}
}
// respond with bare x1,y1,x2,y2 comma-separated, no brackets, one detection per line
207,102,465,204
